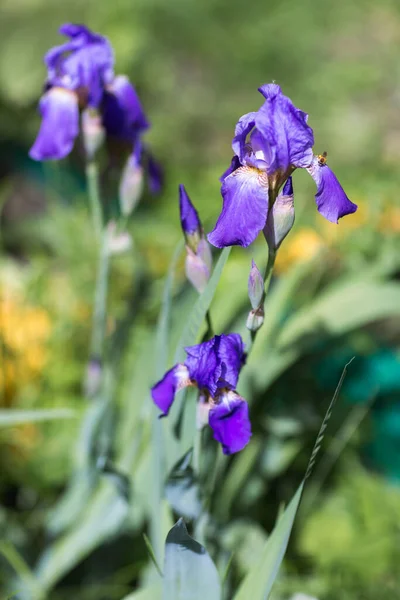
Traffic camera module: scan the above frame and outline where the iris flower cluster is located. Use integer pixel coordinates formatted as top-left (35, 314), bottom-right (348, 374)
top-left (153, 85), bottom-right (357, 455)
top-left (208, 83), bottom-right (357, 248)
top-left (151, 334), bottom-right (251, 455)
top-left (29, 24), bottom-right (160, 191)
top-left (29, 26), bottom-right (357, 456)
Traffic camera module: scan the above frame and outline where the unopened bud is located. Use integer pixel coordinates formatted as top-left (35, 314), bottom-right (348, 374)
top-left (179, 184), bottom-right (202, 253)
top-left (248, 260), bottom-right (264, 310)
top-left (107, 221), bottom-right (133, 255)
top-left (82, 109), bottom-right (105, 160)
top-left (119, 150), bottom-right (144, 217)
top-left (185, 238), bottom-right (213, 294)
top-left (84, 357), bottom-right (102, 398)
top-left (246, 306), bottom-right (265, 332)
top-left (264, 177), bottom-right (295, 250)
top-left (196, 396), bottom-right (211, 430)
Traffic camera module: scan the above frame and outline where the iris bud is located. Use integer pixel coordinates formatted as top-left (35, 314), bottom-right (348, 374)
top-left (246, 306), bottom-right (264, 332)
top-left (119, 152), bottom-right (144, 217)
top-left (84, 357), bottom-right (102, 398)
top-left (264, 177), bottom-right (295, 251)
top-left (82, 109), bottom-right (105, 160)
top-left (248, 260), bottom-right (264, 310)
top-left (185, 238), bottom-right (212, 294)
top-left (179, 184), bottom-right (213, 293)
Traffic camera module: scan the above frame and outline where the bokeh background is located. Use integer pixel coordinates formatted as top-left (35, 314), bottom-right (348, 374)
top-left (1, 0), bottom-right (400, 598)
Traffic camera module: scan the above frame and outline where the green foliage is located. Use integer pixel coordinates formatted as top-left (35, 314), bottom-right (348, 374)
top-left (1, 1), bottom-right (400, 599)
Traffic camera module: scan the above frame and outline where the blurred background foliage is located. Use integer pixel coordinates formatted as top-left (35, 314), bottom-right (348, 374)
top-left (1, 0), bottom-right (400, 598)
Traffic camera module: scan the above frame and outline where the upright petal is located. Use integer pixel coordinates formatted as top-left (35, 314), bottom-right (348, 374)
top-left (306, 156), bottom-right (357, 223)
top-left (209, 392), bottom-right (252, 454)
top-left (151, 364), bottom-right (191, 416)
top-left (208, 166), bottom-right (269, 248)
top-left (102, 76), bottom-right (149, 142)
top-left (29, 88), bottom-right (79, 161)
top-left (216, 333), bottom-right (246, 390)
top-left (45, 24), bottom-right (114, 104)
top-left (179, 184), bottom-right (201, 236)
top-left (184, 338), bottom-right (221, 397)
top-left (232, 112), bottom-right (257, 163)
top-left (256, 84), bottom-right (314, 174)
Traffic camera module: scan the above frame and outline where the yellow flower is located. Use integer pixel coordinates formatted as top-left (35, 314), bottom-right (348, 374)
top-left (274, 228), bottom-right (325, 274)
top-left (0, 291), bottom-right (51, 404)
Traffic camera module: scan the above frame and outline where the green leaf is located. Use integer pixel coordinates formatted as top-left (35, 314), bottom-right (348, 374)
top-left (174, 247), bottom-right (231, 363)
top-left (122, 584), bottom-right (162, 600)
top-left (163, 519), bottom-right (221, 600)
top-left (165, 449), bottom-right (202, 520)
top-left (233, 360), bottom-right (352, 600)
top-left (277, 280), bottom-right (400, 349)
top-left (233, 482), bottom-right (304, 600)
top-left (0, 409), bottom-right (77, 427)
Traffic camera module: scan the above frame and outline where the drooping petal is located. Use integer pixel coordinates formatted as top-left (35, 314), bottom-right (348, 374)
top-left (29, 88), bottom-right (79, 161)
top-left (102, 75), bottom-right (149, 142)
top-left (232, 112), bottom-right (257, 163)
top-left (256, 84), bottom-right (314, 174)
top-left (306, 156), bottom-right (357, 223)
top-left (151, 364), bottom-right (191, 416)
top-left (216, 334), bottom-right (246, 390)
top-left (147, 152), bottom-right (163, 194)
top-left (179, 184), bottom-right (201, 235)
top-left (220, 155), bottom-right (241, 182)
top-left (209, 392), bottom-right (252, 454)
top-left (184, 338), bottom-right (221, 397)
top-left (208, 166), bottom-right (269, 248)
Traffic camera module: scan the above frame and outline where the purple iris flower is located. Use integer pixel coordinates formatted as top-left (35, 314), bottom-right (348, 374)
top-left (29, 23), bottom-right (160, 181)
top-left (151, 334), bottom-right (251, 454)
top-left (102, 75), bottom-right (149, 143)
top-left (30, 24), bottom-right (114, 161)
top-left (208, 84), bottom-right (357, 248)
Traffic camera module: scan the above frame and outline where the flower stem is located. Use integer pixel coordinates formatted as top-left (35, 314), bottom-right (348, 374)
top-left (263, 246), bottom-right (276, 297)
top-left (86, 161), bottom-right (103, 242)
top-left (89, 231), bottom-right (110, 361)
top-left (193, 427), bottom-right (202, 476)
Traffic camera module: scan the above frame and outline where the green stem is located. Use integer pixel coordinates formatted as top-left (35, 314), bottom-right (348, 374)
top-left (85, 159), bottom-right (109, 363)
top-left (263, 246), bottom-right (276, 297)
top-left (86, 161), bottom-right (103, 241)
top-left (89, 231), bottom-right (110, 360)
top-left (193, 427), bottom-right (202, 477)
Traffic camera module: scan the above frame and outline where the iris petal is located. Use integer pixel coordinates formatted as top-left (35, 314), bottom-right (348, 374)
top-left (102, 75), bottom-right (149, 141)
top-left (307, 157), bottom-right (357, 223)
top-left (232, 112), bottom-right (257, 163)
top-left (179, 184), bottom-right (201, 235)
top-left (151, 364), bottom-right (190, 416)
top-left (29, 88), bottom-right (79, 161)
top-left (256, 84), bottom-right (314, 173)
top-left (220, 155), bottom-right (241, 182)
top-left (208, 166), bottom-right (269, 248)
top-left (184, 338), bottom-right (221, 397)
top-left (209, 392), bottom-right (252, 455)
top-left (216, 334), bottom-right (246, 390)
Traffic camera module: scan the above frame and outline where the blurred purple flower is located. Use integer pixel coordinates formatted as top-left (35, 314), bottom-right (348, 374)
top-left (30, 24), bottom-right (114, 161)
top-left (29, 24), bottom-right (162, 184)
top-left (208, 84), bottom-right (357, 248)
top-left (151, 334), bottom-right (251, 454)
